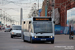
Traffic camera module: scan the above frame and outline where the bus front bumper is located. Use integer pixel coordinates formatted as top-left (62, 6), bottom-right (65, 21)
top-left (32, 37), bottom-right (54, 42)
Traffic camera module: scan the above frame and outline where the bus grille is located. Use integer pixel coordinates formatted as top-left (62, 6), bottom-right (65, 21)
top-left (38, 36), bottom-right (49, 38)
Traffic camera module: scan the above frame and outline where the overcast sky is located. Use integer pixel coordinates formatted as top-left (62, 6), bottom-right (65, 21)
top-left (0, 0), bottom-right (44, 21)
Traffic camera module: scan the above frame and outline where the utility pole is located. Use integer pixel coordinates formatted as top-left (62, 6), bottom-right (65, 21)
top-left (3, 11), bottom-right (6, 26)
top-left (0, 9), bottom-right (2, 25)
top-left (52, 0), bottom-right (55, 21)
top-left (38, 0), bottom-right (39, 16)
top-left (33, 3), bottom-right (36, 17)
top-left (45, 0), bottom-right (47, 16)
top-left (45, 0), bottom-right (49, 17)
top-left (20, 8), bottom-right (23, 25)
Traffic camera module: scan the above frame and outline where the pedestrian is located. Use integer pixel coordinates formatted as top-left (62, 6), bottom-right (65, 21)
top-left (71, 31), bottom-right (74, 39)
top-left (69, 25), bottom-right (71, 39)
top-left (64, 27), bottom-right (68, 35)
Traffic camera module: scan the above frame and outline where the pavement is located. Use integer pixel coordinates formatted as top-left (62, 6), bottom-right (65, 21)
top-left (0, 30), bottom-right (75, 50)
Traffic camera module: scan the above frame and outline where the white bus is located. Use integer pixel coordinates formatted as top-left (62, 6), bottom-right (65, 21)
top-left (22, 17), bottom-right (55, 44)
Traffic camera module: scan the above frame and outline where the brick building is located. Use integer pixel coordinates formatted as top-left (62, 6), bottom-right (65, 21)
top-left (41, 0), bottom-right (75, 26)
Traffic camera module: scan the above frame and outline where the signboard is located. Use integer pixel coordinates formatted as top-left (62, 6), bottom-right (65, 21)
top-left (33, 18), bottom-right (52, 21)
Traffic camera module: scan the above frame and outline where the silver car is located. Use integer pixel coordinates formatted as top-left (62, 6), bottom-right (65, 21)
top-left (4, 28), bottom-right (11, 32)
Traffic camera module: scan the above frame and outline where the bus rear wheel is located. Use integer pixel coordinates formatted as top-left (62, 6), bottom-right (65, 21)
top-left (23, 35), bottom-right (26, 42)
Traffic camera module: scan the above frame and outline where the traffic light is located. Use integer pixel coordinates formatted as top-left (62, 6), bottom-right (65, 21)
top-left (51, 0), bottom-right (54, 7)
top-left (47, 0), bottom-right (49, 6)
top-left (47, 0), bottom-right (49, 4)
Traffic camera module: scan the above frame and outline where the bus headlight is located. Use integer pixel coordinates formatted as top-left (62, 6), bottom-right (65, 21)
top-left (34, 36), bottom-right (37, 38)
top-left (51, 36), bottom-right (53, 38)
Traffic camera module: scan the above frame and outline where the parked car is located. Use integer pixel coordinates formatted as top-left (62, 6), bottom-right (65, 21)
top-left (4, 28), bottom-right (11, 32)
top-left (10, 25), bottom-right (22, 38)
top-left (1, 27), bottom-right (5, 30)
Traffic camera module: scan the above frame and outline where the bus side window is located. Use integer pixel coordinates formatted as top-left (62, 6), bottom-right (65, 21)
top-left (29, 25), bottom-right (30, 29)
top-left (29, 28), bottom-right (33, 32)
top-left (24, 21), bottom-right (25, 24)
top-left (29, 28), bottom-right (32, 32)
top-left (29, 21), bottom-right (31, 24)
top-left (23, 29), bottom-right (28, 32)
top-left (29, 22), bottom-right (32, 32)
top-left (31, 29), bottom-right (32, 32)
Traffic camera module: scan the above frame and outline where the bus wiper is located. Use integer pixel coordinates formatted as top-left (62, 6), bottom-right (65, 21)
top-left (35, 32), bottom-right (41, 34)
top-left (36, 31), bottom-right (50, 33)
top-left (36, 31), bottom-right (46, 33)
top-left (43, 32), bottom-right (50, 33)
top-left (16, 29), bottom-right (19, 30)
top-left (36, 32), bottom-right (41, 33)
top-left (36, 32), bottom-right (43, 34)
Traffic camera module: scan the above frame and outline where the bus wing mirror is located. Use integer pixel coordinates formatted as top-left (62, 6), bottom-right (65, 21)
top-left (53, 21), bottom-right (55, 24)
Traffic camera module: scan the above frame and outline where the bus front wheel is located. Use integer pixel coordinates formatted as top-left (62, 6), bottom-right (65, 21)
top-left (51, 40), bottom-right (54, 44)
top-left (30, 37), bottom-right (33, 43)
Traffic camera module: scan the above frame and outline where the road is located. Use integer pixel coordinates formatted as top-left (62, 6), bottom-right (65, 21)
top-left (0, 30), bottom-right (75, 50)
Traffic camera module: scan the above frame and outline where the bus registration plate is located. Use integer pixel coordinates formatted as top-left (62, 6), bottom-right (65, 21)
top-left (41, 39), bottom-right (46, 41)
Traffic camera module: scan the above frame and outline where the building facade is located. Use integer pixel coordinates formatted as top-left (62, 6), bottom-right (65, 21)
top-left (41, 0), bottom-right (75, 26)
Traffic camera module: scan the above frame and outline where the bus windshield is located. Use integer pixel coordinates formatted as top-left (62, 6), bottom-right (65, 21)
top-left (33, 21), bottom-right (53, 33)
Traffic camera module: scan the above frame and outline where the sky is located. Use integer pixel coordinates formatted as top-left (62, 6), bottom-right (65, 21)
top-left (0, 0), bottom-right (44, 21)
top-left (67, 7), bottom-right (75, 21)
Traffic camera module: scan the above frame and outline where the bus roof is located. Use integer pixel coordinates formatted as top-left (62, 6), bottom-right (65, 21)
top-left (22, 17), bottom-right (52, 21)
top-left (22, 18), bottom-right (32, 21)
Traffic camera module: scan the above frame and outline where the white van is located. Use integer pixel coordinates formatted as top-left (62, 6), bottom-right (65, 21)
top-left (10, 25), bottom-right (22, 38)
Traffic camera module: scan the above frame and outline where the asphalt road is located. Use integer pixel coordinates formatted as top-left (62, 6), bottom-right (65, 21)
top-left (0, 30), bottom-right (75, 50)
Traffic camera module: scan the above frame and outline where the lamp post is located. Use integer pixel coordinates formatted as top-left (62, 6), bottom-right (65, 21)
top-left (0, 9), bottom-right (2, 17)
top-left (34, 3), bottom-right (36, 17)
top-left (37, 0), bottom-right (39, 16)
top-left (45, 0), bottom-right (50, 17)
top-left (52, 0), bottom-right (55, 21)
top-left (0, 9), bottom-right (2, 25)
top-left (3, 11), bottom-right (7, 26)
top-left (20, 8), bottom-right (23, 25)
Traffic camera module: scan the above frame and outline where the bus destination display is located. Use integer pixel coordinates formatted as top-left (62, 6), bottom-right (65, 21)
top-left (33, 18), bottom-right (52, 21)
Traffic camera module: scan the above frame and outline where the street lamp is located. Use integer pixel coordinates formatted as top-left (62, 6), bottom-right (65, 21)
top-left (0, 9), bottom-right (2, 17)
top-left (47, 0), bottom-right (49, 5)
top-left (38, 0), bottom-right (39, 16)
top-left (51, 0), bottom-right (55, 22)
top-left (45, 0), bottom-right (49, 16)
